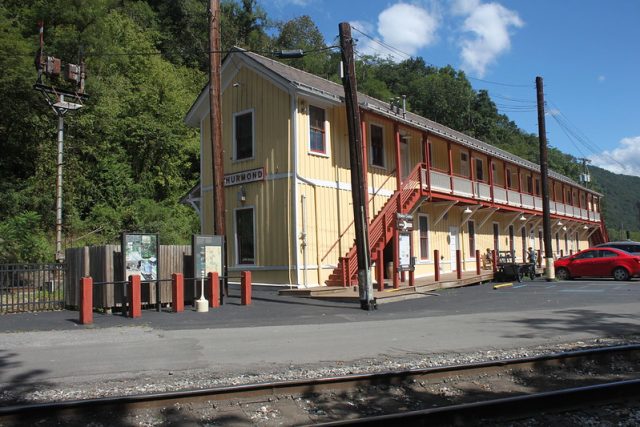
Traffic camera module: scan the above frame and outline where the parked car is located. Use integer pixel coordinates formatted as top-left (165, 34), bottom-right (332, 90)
top-left (594, 241), bottom-right (640, 255)
top-left (554, 247), bottom-right (640, 281)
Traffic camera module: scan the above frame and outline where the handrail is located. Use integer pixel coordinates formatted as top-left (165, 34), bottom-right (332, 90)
top-left (320, 168), bottom-right (397, 263)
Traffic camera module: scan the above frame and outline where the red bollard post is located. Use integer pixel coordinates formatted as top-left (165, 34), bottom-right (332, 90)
top-left (475, 249), bottom-right (481, 275)
top-left (241, 271), bottom-right (252, 305)
top-left (208, 272), bottom-right (220, 308)
top-left (171, 273), bottom-right (184, 313)
top-left (456, 249), bottom-right (462, 279)
top-left (128, 275), bottom-right (142, 318)
top-left (79, 277), bottom-right (93, 325)
top-left (434, 249), bottom-right (440, 282)
top-left (376, 249), bottom-right (384, 292)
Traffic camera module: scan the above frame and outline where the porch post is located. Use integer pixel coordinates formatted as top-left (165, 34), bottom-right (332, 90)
top-left (488, 156), bottom-right (495, 204)
top-left (447, 141), bottom-right (454, 191)
top-left (376, 248), bottom-right (384, 291)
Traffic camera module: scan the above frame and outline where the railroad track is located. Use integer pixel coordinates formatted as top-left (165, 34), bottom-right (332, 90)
top-left (2, 344), bottom-right (640, 426)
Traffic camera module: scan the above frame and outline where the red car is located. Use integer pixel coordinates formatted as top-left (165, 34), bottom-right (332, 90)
top-left (554, 247), bottom-right (640, 281)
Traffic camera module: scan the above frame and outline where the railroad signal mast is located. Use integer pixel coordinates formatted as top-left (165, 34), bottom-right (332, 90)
top-left (33, 21), bottom-right (88, 263)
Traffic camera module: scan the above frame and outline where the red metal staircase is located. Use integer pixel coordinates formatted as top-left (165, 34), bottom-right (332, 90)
top-left (326, 163), bottom-right (427, 286)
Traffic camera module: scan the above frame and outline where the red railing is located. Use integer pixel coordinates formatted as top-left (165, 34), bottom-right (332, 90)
top-left (340, 163), bottom-right (426, 283)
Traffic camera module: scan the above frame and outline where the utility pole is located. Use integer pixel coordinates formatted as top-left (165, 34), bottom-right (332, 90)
top-left (34, 21), bottom-right (86, 263)
top-left (208, 0), bottom-right (227, 295)
top-left (536, 76), bottom-right (554, 280)
top-left (338, 23), bottom-right (375, 310)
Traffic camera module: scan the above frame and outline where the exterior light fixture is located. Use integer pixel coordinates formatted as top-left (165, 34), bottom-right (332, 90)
top-left (463, 206), bottom-right (472, 214)
top-left (562, 226), bottom-right (567, 231)
top-left (519, 214), bottom-right (526, 221)
top-left (557, 221), bottom-right (563, 226)
top-left (583, 225), bottom-right (589, 230)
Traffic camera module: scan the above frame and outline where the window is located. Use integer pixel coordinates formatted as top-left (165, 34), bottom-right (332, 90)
top-left (598, 249), bottom-right (618, 258)
top-left (419, 215), bottom-right (429, 259)
top-left (535, 178), bottom-right (541, 196)
top-left (509, 225), bottom-right (515, 257)
top-left (506, 168), bottom-right (512, 188)
top-left (309, 105), bottom-right (326, 154)
top-left (468, 220), bottom-right (476, 256)
top-left (475, 158), bottom-right (484, 181)
top-left (235, 208), bottom-right (255, 265)
top-left (527, 176), bottom-right (533, 194)
top-left (234, 111), bottom-right (253, 160)
top-left (370, 124), bottom-right (385, 168)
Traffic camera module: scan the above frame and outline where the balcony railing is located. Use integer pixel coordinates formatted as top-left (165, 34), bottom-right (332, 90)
top-left (417, 165), bottom-right (601, 223)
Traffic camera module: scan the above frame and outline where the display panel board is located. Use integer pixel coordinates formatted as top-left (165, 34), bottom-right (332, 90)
top-left (122, 233), bottom-right (159, 281)
top-left (399, 232), bottom-right (411, 271)
top-left (193, 235), bottom-right (224, 279)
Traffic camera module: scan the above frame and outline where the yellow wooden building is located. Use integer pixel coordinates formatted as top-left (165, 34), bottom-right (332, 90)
top-left (184, 50), bottom-right (607, 288)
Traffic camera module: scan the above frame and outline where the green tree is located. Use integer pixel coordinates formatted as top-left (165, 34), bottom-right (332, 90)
top-left (0, 212), bottom-right (52, 263)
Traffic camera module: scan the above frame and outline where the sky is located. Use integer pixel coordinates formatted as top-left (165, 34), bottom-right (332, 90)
top-left (259, 0), bottom-right (640, 177)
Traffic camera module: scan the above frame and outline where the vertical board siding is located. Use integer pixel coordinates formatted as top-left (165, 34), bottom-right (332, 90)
top-left (65, 245), bottom-right (192, 309)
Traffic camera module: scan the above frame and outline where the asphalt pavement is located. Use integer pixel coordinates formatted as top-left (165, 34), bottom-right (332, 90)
top-left (1, 279), bottom-right (639, 389)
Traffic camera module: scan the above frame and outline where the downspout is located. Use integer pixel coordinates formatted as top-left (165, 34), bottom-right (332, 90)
top-left (296, 175), bottom-right (321, 286)
top-left (290, 92), bottom-right (300, 288)
top-left (301, 194), bottom-right (308, 288)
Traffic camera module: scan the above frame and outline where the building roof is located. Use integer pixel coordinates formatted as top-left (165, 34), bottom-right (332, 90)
top-left (187, 49), bottom-right (600, 196)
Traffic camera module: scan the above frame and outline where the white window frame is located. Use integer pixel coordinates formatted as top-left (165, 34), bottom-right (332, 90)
top-left (369, 123), bottom-right (386, 169)
top-left (418, 213), bottom-right (430, 260)
top-left (234, 206), bottom-right (256, 266)
top-left (308, 104), bottom-right (330, 157)
top-left (232, 108), bottom-right (255, 162)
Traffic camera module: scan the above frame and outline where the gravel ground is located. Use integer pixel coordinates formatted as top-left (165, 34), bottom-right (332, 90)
top-left (2, 335), bottom-right (640, 426)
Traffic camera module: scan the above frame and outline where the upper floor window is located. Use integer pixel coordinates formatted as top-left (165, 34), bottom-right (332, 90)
top-left (309, 105), bottom-right (326, 154)
top-left (234, 110), bottom-right (253, 161)
top-left (475, 158), bottom-right (484, 181)
top-left (370, 124), bottom-right (385, 168)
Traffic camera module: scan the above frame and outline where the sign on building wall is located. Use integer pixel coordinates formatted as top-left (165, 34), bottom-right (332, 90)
top-left (224, 167), bottom-right (265, 187)
top-left (399, 232), bottom-right (411, 270)
top-left (193, 235), bottom-right (224, 279)
top-left (122, 233), bottom-right (159, 281)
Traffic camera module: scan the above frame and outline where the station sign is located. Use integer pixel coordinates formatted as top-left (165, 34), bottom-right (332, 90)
top-left (224, 167), bottom-right (265, 187)
top-left (396, 213), bottom-right (413, 231)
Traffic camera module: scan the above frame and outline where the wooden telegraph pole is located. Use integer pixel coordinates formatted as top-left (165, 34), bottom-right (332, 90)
top-left (536, 76), bottom-right (555, 280)
top-left (209, 0), bottom-right (227, 294)
top-left (338, 23), bottom-right (375, 310)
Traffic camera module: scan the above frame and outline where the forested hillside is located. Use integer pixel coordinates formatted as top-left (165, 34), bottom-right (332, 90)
top-left (590, 166), bottom-right (640, 241)
top-left (0, 0), bottom-right (632, 263)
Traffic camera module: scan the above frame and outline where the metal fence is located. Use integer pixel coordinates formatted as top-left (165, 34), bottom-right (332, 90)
top-left (0, 263), bottom-right (65, 313)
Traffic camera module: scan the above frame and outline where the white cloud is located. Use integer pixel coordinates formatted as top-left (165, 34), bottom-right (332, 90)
top-left (453, 1), bottom-right (523, 77)
top-left (589, 136), bottom-right (640, 177)
top-left (597, 75), bottom-right (606, 82)
top-left (273, 0), bottom-right (311, 6)
top-left (351, 3), bottom-right (439, 62)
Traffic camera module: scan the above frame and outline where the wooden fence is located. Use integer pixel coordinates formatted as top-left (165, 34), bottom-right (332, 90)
top-left (65, 245), bottom-right (194, 309)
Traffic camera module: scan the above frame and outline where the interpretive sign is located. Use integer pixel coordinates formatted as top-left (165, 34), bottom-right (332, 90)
top-left (122, 233), bottom-right (159, 281)
top-left (193, 235), bottom-right (224, 279)
top-left (399, 232), bottom-right (411, 270)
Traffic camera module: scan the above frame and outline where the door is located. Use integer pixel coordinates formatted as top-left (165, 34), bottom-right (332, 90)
top-left (449, 226), bottom-right (459, 271)
top-left (401, 137), bottom-right (410, 180)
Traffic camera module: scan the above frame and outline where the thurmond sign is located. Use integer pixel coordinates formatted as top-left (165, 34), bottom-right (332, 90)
top-left (224, 167), bottom-right (265, 187)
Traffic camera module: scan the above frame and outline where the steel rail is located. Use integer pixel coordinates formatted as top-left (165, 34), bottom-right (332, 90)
top-left (312, 378), bottom-right (640, 426)
top-left (1, 344), bottom-right (639, 423)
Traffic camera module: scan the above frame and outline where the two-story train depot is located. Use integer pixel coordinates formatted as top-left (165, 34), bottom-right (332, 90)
top-left (183, 49), bottom-right (608, 288)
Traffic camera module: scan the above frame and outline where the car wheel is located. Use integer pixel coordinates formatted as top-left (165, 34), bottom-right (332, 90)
top-left (556, 267), bottom-right (570, 280)
top-left (613, 267), bottom-right (630, 281)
